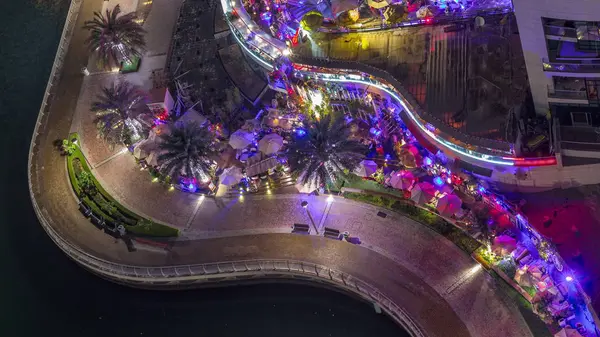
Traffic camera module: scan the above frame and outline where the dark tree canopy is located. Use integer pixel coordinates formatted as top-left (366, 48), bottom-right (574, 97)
top-left (83, 4), bottom-right (146, 69)
top-left (91, 81), bottom-right (148, 146)
top-left (288, 112), bottom-right (367, 189)
top-left (158, 122), bottom-right (216, 181)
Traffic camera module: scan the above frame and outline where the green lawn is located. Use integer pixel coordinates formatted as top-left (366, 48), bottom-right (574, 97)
top-left (67, 133), bottom-right (179, 237)
top-left (331, 174), bottom-right (407, 198)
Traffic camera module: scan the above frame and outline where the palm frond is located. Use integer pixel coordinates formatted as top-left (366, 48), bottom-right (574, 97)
top-left (288, 113), bottom-right (367, 189)
top-left (157, 122), bottom-right (216, 181)
top-left (92, 81), bottom-right (149, 145)
top-left (83, 4), bottom-right (146, 69)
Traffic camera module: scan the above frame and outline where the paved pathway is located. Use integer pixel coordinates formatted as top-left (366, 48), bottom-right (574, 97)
top-left (29, 1), bottom-right (536, 336)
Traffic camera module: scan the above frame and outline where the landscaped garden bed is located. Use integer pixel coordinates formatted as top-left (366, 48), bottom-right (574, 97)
top-left (66, 134), bottom-right (179, 238)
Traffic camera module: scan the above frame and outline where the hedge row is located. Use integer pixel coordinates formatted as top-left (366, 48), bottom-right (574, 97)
top-left (66, 134), bottom-right (179, 237)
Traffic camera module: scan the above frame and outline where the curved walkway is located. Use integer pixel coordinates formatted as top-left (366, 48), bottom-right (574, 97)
top-left (28, 0), bottom-right (535, 337)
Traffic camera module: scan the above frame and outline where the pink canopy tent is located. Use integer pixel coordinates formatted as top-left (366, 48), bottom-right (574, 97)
top-left (389, 170), bottom-right (415, 190)
top-left (492, 235), bottom-right (518, 256)
top-left (410, 182), bottom-right (436, 205)
top-left (436, 194), bottom-right (462, 217)
top-left (354, 160), bottom-right (378, 177)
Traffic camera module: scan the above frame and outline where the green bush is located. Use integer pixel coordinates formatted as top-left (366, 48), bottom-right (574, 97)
top-left (125, 219), bottom-right (180, 237)
top-left (66, 133), bottom-right (179, 237)
top-left (82, 196), bottom-right (115, 223)
top-left (497, 258), bottom-right (518, 279)
top-left (67, 156), bottom-right (82, 196)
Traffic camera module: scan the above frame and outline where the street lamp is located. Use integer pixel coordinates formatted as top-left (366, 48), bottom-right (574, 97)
top-left (300, 201), bottom-right (318, 234)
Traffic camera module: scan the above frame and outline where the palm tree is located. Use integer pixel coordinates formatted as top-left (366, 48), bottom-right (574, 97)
top-left (92, 81), bottom-right (148, 146)
top-left (83, 4), bottom-right (145, 69)
top-left (288, 113), bottom-right (367, 190)
top-left (158, 122), bottom-right (216, 182)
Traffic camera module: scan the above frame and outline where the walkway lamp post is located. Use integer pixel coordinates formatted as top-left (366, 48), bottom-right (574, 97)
top-left (301, 200), bottom-right (319, 235)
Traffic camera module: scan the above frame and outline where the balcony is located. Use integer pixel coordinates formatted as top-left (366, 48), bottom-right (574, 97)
top-left (558, 124), bottom-right (600, 162)
top-left (543, 59), bottom-right (600, 74)
top-left (548, 85), bottom-right (591, 105)
top-left (544, 25), bottom-right (577, 41)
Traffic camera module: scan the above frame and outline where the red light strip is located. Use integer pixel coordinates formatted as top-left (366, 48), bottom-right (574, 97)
top-left (513, 158), bottom-right (557, 166)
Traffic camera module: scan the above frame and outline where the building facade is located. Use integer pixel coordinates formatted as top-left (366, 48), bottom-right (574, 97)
top-left (513, 0), bottom-right (600, 165)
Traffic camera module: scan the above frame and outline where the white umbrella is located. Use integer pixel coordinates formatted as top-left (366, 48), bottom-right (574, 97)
top-left (229, 129), bottom-right (254, 149)
top-left (354, 160), bottom-right (378, 177)
top-left (389, 170), bottom-right (415, 190)
top-left (219, 166), bottom-right (243, 186)
top-left (410, 182), bottom-right (436, 205)
top-left (436, 194), bottom-right (462, 217)
top-left (133, 142), bottom-right (150, 159)
top-left (258, 133), bottom-right (284, 155)
top-left (145, 151), bottom-right (160, 167)
top-left (492, 235), bottom-right (518, 256)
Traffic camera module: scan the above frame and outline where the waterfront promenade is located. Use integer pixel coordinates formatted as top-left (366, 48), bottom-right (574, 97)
top-left (28, 0), bottom-right (537, 336)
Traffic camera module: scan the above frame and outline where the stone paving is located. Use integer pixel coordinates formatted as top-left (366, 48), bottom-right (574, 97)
top-left (92, 152), bottom-right (198, 228)
top-left (70, 72), bottom-right (122, 165)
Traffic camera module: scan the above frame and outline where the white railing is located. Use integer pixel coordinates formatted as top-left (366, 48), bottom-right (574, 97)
top-left (32, 202), bottom-right (425, 336)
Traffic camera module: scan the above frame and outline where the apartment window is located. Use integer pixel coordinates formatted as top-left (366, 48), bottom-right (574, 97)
top-left (571, 112), bottom-right (591, 126)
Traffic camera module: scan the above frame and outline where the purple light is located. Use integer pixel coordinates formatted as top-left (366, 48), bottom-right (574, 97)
top-left (424, 157), bottom-right (433, 166)
top-left (296, 129), bottom-right (306, 136)
top-left (478, 186), bottom-right (486, 193)
top-left (188, 183), bottom-right (195, 190)
top-left (433, 176), bottom-right (444, 186)
top-left (260, 12), bottom-right (272, 22)
top-left (566, 275), bottom-right (574, 282)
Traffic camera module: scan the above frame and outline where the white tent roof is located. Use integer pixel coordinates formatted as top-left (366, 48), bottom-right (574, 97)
top-left (229, 129), bottom-right (255, 149)
top-left (177, 108), bottom-right (207, 127)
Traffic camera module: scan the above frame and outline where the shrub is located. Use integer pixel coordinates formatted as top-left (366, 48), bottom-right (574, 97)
top-left (78, 171), bottom-right (97, 195)
top-left (126, 219), bottom-right (180, 237)
top-left (68, 157), bottom-right (82, 196)
top-left (497, 258), bottom-right (517, 279)
top-left (65, 133), bottom-right (178, 237)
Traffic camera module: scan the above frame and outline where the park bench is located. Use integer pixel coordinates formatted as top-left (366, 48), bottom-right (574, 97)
top-left (78, 201), bottom-right (91, 217)
top-left (292, 223), bottom-right (310, 234)
top-left (90, 213), bottom-right (105, 229)
top-left (323, 227), bottom-right (341, 240)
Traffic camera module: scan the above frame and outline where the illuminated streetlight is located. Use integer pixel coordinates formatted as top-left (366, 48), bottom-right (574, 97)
top-left (300, 200), bottom-right (318, 235)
